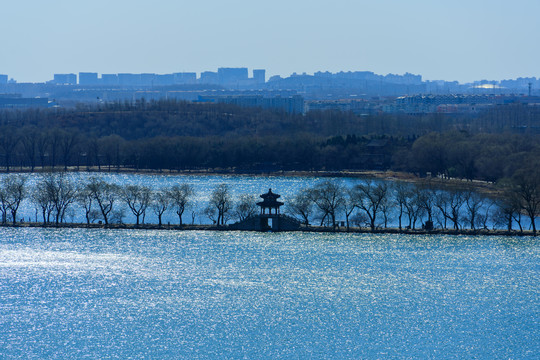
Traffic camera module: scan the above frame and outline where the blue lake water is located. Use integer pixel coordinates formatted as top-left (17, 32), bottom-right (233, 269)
top-left (0, 228), bottom-right (538, 359)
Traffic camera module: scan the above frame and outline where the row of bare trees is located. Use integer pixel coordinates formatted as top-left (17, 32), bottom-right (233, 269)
top-left (0, 174), bottom-right (260, 228)
top-left (0, 173), bottom-right (538, 234)
top-left (0, 174), bottom-right (196, 227)
top-left (0, 126), bottom-right (126, 173)
top-left (287, 178), bottom-right (539, 234)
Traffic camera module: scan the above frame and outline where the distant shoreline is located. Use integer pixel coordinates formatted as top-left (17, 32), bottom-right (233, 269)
top-left (0, 167), bottom-right (498, 195)
top-left (0, 222), bottom-right (534, 237)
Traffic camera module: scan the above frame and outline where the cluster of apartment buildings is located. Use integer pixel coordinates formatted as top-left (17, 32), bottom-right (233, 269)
top-left (0, 68), bottom-right (539, 113)
top-left (384, 94), bottom-right (540, 114)
top-left (51, 68), bottom-right (266, 88)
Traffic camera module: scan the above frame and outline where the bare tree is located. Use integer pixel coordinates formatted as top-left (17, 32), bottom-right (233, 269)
top-left (511, 171), bottom-right (540, 235)
top-left (0, 175), bottom-right (27, 224)
top-left (21, 126), bottom-right (39, 172)
top-left (310, 180), bottom-right (345, 230)
top-left (120, 184), bottom-right (152, 225)
top-left (434, 191), bottom-right (450, 229)
top-left (32, 184), bottom-right (55, 224)
top-left (208, 183), bottom-right (232, 226)
top-left (151, 190), bottom-right (169, 226)
top-left (342, 188), bottom-right (357, 231)
top-left (380, 194), bottom-right (392, 229)
top-left (393, 182), bottom-right (411, 230)
top-left (110, 209), bottom-right (126, 225)
top-left (446, 190), bottom-right (466, 230)
top-left (493, 184), bottom-right (523, 232)
top-left (99, 135), bottom-right (125, 172)
top-left (49, 129), bottom-right (63, 170)
top-left (76, 184), bottom-right (94, 225)
top-left (415, 181), bottom-right (436, 229)
top-left (0, 180), bottom-right (9, 223)
top-left (286, 188), bottom-right (314, 226)
top-left (168, 184), bottom-right (195, 225)
top-left (354, 181), bottom-right (388, 231)
top-left (85, 138), bottom-right (101, 171)
top-left (204, 205), bottom-right (218, 225)
top-left (351, 211), bottom-right (370, 228)
top-left (37, 132), bottom-right (49, 169)
top-left (59, 130), bottom-right (80, 171)
top-left (477, 200), bottom-right (493, 230)
top-left (0, 126), bottom-right (20, 172)
top-left (234, 194), bottom-right (258, 221)
top-left (86, 177), bottom-right (119, 225)
top-left (403, 191), bottom-right (423, 230)
top-left (41, 173), bottom-right (78, 224)
top-left (464, 190), bottom-right (485, 230)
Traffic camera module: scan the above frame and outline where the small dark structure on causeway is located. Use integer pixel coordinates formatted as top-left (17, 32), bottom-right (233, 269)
top-left (230, 189), bottom-right (301, 232)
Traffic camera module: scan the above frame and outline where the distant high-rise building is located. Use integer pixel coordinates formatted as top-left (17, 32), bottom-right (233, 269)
top-left (79, 72), bottom-right (99, 85)
top-left (154, 74), bottom-right (174, 86)
top-left (101, 74), bottom-right (118, 86)
top-left (0, 74), bottom-right (7, 85)
top-left (253, 69), bottom-right (266, 84)
top-left (200, 71), bottom-right (219, 84)
top-left (53, 73), bottom-right (77, 85)
top-left (218, 67), bottom-right (248, 86)
top-left (118, 73), bottom-right (141, 86)
top-left (140, 73), bottom-right (156, 86)
top-left (174, 72), bottom-right (197, 84)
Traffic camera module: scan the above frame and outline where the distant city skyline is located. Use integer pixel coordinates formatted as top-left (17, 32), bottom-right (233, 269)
top-left (1, 0), bottom-right (539, 83)
top-left (2, 68), bottom-right (540, 86)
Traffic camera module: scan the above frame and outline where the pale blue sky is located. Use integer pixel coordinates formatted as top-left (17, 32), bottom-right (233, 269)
top-left (1, 0), bottom-right (539, 83)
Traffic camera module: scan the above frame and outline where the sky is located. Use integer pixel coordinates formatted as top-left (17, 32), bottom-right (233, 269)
top-left (1, 0), bottom-right (539, 83)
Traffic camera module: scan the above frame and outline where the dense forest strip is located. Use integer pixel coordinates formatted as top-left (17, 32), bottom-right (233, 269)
top-left (0, 99), bottom-right (538, 183)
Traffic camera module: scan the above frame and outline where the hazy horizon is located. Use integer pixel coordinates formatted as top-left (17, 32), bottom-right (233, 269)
top-left (2, 0), bottom-right (539, 83)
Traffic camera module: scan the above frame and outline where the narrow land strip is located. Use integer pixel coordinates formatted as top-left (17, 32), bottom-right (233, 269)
top-left (1, 222), bottom-right (534, 237)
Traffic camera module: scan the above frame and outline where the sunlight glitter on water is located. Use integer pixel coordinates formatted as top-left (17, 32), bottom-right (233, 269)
top-left (0, 228), bottom-right (538, 359)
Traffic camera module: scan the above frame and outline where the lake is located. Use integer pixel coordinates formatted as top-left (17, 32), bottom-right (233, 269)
top-left (0, 228), bottom-right (538, 359)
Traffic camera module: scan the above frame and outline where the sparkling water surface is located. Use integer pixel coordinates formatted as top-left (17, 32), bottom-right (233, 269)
top-left (0, 228), bottom-right (538, 359)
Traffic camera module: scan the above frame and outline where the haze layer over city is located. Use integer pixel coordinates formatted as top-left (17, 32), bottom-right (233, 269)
top-left (2, 0), bottom-right (539, 83)
top-left (2, 0), bottom-right (539, 113)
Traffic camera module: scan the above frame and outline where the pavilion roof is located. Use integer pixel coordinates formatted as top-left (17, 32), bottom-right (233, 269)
top-left (257, 188), bottom-right (284, 207)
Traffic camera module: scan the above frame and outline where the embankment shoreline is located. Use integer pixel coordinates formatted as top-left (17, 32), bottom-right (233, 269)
top-left (0, 222), bottom-right (535, 237)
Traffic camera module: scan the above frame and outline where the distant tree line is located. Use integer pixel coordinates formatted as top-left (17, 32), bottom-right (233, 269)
top-left (0, 100), bottom-right (538, 182)
top-left (1, 172), bottom-right (538, 234)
